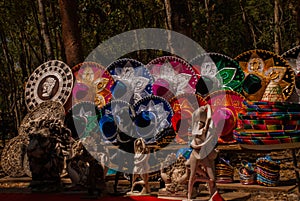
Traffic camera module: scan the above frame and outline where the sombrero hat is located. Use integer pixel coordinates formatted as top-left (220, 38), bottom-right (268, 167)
top-left (282, 46), bottom-right (300, 102)
top-left (146, 56), bottom-right (197, 101)
top-left (72, 62), bottom-right (114, 109)
top-left (190, 53), bottom-right (245, 96)
top-left (106, 58), bottom-right (153, 104)
top-left (65, 101), bottom-right (99, 139)
top-left (204, 90), bottom-right (246, 143)
top-left (98, 100), bottom-right (134, 143)
top-left (132, 95), bottom-right (173, 144)
top-left (235, 49), bottom-right (295, 101)
top-left (169, 93), bottom-right (207, 144)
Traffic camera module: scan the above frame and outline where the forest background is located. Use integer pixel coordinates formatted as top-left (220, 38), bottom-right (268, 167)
top-left (0, 0), bottom-right (299, 143)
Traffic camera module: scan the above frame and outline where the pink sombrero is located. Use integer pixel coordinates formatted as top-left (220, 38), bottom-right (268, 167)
top-left (146, 56), bottom-right (198, 101)
top-left (72, 62), bottom-right (114, 109)
top-left (204, 90), bottom-right (246, 144)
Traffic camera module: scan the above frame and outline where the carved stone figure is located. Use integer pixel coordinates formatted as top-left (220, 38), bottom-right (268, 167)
top-left (127, 138), bottom-right (151, 195)
top-left (159, 153), bottom-right (188, 196)
top-left (42, 77), bottom-right (57, 97)
top-left (26, 116), bottom-right (71, 192)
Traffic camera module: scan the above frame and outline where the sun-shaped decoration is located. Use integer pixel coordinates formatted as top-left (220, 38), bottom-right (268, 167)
top-left (235, 49), bottom-right (295, 102)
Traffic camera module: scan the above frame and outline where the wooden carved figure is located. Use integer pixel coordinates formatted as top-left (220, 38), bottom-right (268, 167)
top-left (185, 104), bottom-right (222, 201)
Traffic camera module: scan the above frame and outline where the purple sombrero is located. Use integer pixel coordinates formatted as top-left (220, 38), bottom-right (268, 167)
top-left (106, 58), bottom-right (153, 104)
top-left (146, 56), bottom-right (197, 101)
top-left (235, 49), bottom-right (295, 102)
top-left (72, 62), bottom-right (114, 109)
top-left (190, 53), bottom-right (245, 96)
top-left (169, 93), bottom-right (207, 144)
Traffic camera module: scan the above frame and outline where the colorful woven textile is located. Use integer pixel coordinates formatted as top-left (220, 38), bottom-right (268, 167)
top-left (234, 99), bottom-right (300, 145)
top-left (256, 155), bottom-right (280, 187)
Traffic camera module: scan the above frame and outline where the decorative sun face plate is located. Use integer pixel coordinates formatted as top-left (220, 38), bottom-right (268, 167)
top-left (25, 60), bottom-right (73, 111)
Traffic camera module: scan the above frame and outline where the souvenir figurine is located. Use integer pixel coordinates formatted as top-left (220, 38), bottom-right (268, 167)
top-left (127, 138), bottom-right (151, 195)
top-left (184, 104), bottom-right (223, 201)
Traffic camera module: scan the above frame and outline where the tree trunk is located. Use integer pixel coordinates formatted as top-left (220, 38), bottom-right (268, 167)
top-left (274, 0), bottom-right (281, 54)
top-left (204, 0), bottom-right (211, 49)
top-left (164, 0), bottom-right (172, 30)
top-left (58, 0), bottom-right (83, 67)
top-left (163, 0), bottom-right (174, 54)
top-left (297, 1), bottom-right (300, 45)
top-left (38, 0), bottom-right (54, 60)
top-left (239, 0), bottom-right (257, 49)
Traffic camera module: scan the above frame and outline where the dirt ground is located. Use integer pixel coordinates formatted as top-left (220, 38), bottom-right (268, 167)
top-left (0, 148), bottom-right (300, 200)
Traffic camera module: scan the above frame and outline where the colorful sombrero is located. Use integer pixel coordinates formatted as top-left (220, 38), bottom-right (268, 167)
top-left (72, 62), bottom-right (114, 109)
top-left (204, 90), bottom-right (246, 143)
top-left (132, 95), bottom-right (173, 144)
top-left (65, 101), bottom-right (99, 139)
top-left (98, 100), bottom-right (133, 143)
top-left (106, 58), bottom-right (153, 104)
top-left (25, 60), bottom-right (73, 110)
top-left (282, 45), bottom-right (300, 102)
top-left (169, 93), bottom-right (207, 144)
top-left (235, 49), bottom-right (295, 101)
top-left (190, 53), bottom-right (245, 96)
top-left (146, 56), bottom-right (197, 100)
top-left (282, 45), bottom-right (300, 72)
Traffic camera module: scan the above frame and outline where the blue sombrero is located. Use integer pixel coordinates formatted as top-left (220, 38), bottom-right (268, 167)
top-left (132, 95), bottom-right (173, 144)
top-left (106, 58), bottom-right (153, 104)
top-left (98, 100), bottom-right (134, 143)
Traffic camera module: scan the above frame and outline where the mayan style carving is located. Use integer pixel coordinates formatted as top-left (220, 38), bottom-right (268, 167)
top-left (26, 116), bottom-right (71, 192)
top-left (159, 153), bottom-right (188, 197)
